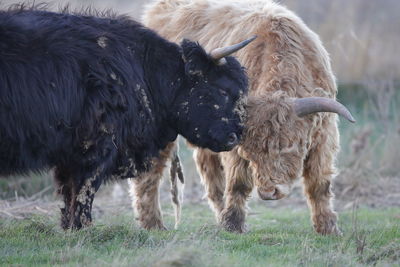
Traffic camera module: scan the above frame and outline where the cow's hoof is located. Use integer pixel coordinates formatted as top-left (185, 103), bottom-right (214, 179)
top-left (60, 208), bottom-right (71, 230)
top-left (220, 208), bottom-right (247, 234)
top-left (152, 224), bottom-right (168, 231)
top-left (140, 221), bottom-right (167, 231)
top-left (221, 222), bottom-right (248, 234)
top-left (314, 214), bottom-right (342, 236)
top-left (331, 225), bottom-right (342, 236)
top-left (315, 224), bottom-right (342, 236)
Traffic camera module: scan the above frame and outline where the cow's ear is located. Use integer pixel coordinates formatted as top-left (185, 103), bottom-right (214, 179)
top-left (181, 39), bottom-right (209, 77)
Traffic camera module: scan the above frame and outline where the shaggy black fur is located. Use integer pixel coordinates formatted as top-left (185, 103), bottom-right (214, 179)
top-left (0, 6), bottom-right (248, 229)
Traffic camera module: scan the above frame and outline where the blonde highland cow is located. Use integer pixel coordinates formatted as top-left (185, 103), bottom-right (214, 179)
top-left (129, 0), bottom-right (355, 235)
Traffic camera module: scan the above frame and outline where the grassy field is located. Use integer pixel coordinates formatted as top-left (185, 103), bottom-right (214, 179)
top-left (0, 204), bottom-right (399, 266)
top-left (0, 1), bottom-right (398, 266)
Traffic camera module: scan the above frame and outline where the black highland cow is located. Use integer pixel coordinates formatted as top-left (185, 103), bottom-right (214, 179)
top-left (0, 6), bottom-right (255, 229)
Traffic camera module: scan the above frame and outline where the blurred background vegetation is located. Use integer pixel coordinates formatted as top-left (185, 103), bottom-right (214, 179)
top-left (0, 0), bottom-right (399, 208)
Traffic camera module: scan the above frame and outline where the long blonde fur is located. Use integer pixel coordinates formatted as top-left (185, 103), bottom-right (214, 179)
top-left (134, 0), bottom-right (342, 235)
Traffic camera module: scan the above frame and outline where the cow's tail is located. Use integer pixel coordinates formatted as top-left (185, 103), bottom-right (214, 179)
top-left (170, 146), bottom-right (184, 229)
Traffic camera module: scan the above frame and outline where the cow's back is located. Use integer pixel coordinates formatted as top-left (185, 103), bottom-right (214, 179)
top-left (143, 0), bottom-right (337, 99)
top-left (0, 9), bottom-right (161, 175)
top-left (0, 10), bottom-right (84, 174)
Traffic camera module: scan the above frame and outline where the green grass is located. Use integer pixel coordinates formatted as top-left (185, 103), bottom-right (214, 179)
top-left (0, 204), bottom-right (399, 266)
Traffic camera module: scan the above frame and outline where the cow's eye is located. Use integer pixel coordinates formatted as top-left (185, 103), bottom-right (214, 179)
top-left (220, 90), bottom-right (228, 97)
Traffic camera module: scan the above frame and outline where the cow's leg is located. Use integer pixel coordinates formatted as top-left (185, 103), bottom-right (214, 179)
top-left (54, 166), bottom-right (75, 230)
top-left (57, 138), bottom-right (116, 230)
top-left (193, 148), bottom-right (226, 220)
top-left (129, 170), bottom-right (165, 230)
top-left (69, 166), bottom-right (106, 229)
top-left (303, 121), bottom-right (341, 235)
top-left (129, 143), bottom-right (175, 230)
top-left (55, 164), bottom-right (105, 230)
top-left (219, 151), bottom-right (253, 233)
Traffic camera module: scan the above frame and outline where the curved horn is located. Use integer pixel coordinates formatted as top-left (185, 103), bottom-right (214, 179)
top-left (210, 35), bottom-right (257, 62)
top-left (293, 97), bottom-right (356, 123)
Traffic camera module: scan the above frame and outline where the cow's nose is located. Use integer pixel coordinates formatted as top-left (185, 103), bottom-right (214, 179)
top-left (257, 184), bottom-right (290, 200)
top-left (258, 188), bottom-right (280, 200)
top-left (227, 132), bottom-right (238, 147)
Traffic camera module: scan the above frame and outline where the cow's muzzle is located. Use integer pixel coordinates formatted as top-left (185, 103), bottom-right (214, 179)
top-left (257, 184), bottom-right (291, 200)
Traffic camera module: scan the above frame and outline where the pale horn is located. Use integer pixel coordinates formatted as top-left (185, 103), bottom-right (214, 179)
top-left (293, 97), bottom-right (356, 123)
top-left (209, 35), bottom-right (257, 65)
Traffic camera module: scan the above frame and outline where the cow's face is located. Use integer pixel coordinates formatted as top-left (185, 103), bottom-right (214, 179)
top-left (174, 40), bottom-right (248, 152)
top-left (239, 146), bottom-right (297, 200)
top-left (238, 93), bottom-right (310, 200)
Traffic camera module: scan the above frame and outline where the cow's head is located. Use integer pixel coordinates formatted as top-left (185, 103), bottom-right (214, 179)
top-left (174, 36), bottom-right (256, 152)
top-left (238, 91), bottom-right (355, 200)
